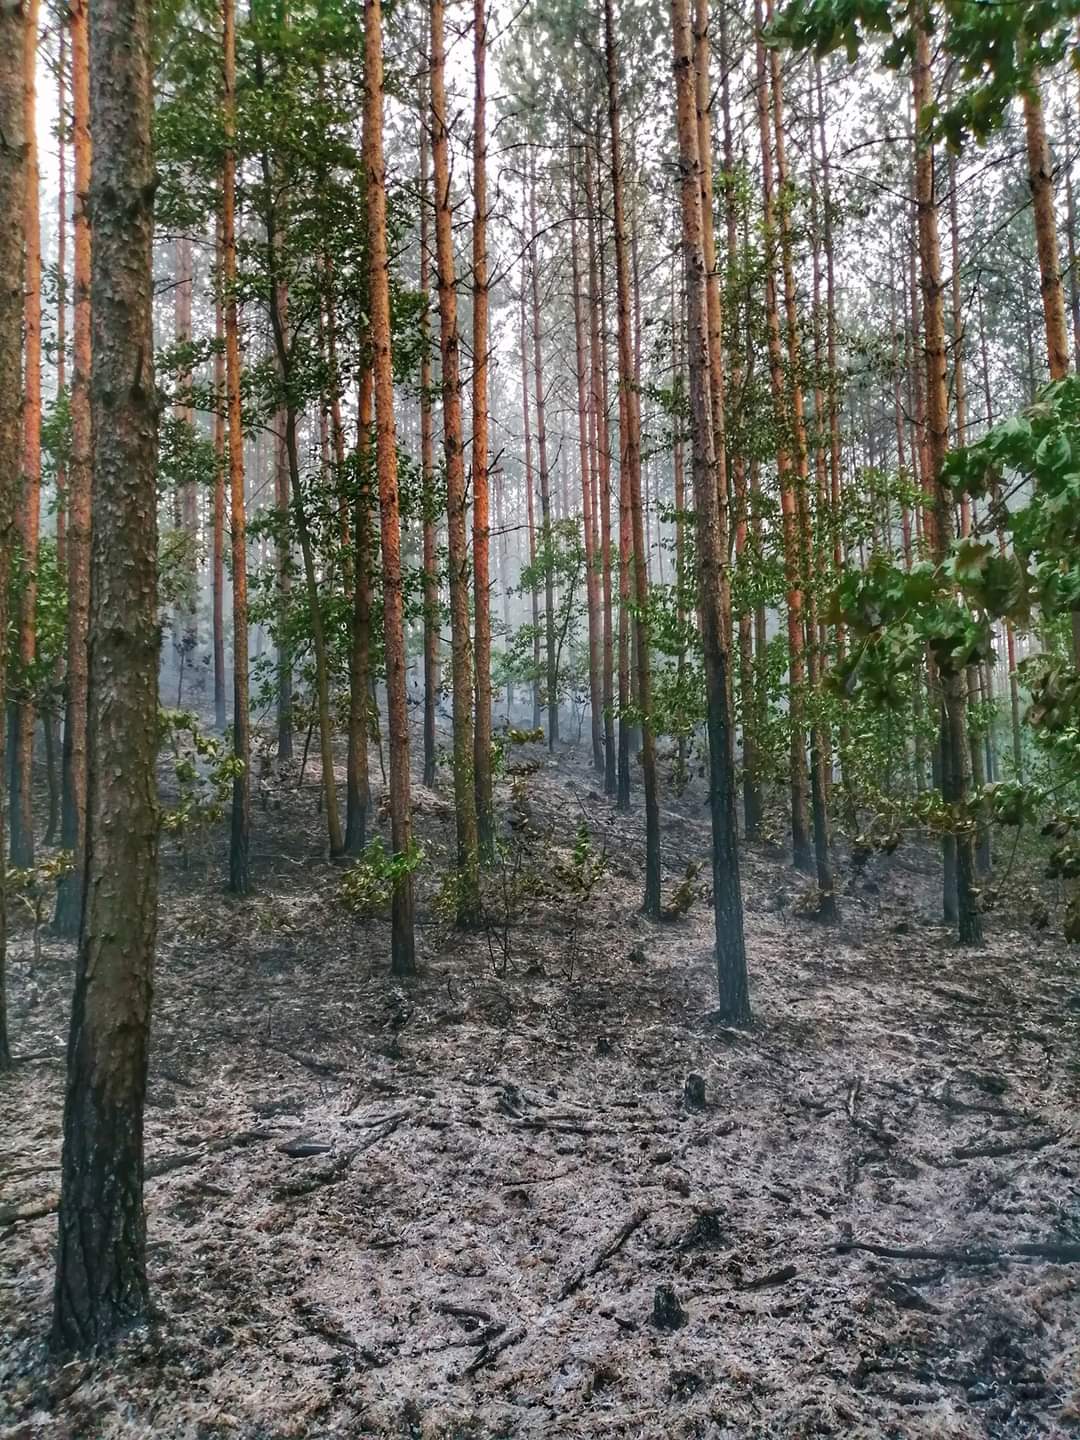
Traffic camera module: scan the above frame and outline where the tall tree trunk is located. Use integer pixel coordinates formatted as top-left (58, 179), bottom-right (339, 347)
top-left (605, 0), bottom-right (661, 917)
top-left (52, 0), bottom-right (158, 1344)
top-left (431, 0), bottom-right (480, 922)
top-left (345, 363), bottom-right (373, 854)
top-left (571, 143), bottom-right (604, 775)
top-left (1064, 89), bottom-right (1080, 371)
top-left (472, 0), bottom-right (494, 859)
top-left (55, 15), bottom-right (67, 573)
top-left (419, 110), bottom-right (438, 788)
top-left (273, 292), bottom-right (293, 760)
top-left (585, 142), bottom-right (617, 795)
top-left (54, 0), bottom-right (91, 934)
top-left (767, 5), bottom-right (836, 915)
top-left (1023, 65), bottom-right (1078, 667)
top-left (519, 269), bottom-right (541, 729)
top-left (0, 0), bottom-right (25, 1067)
top-left (11, 0), bottom-right (41, 870)
top-left (174, 232), bottom-right (197, 664)
top-left (914, 14), bottom-right (981, 944)
top-left (1024, 72), bottom-right (1070, 384)
top-left (212, 216), bottom-right (226, 732)
top-left (365, 0), bottom-right (416, 972)
top-left (754, 0), bottom-right (812, 872)
top-left (224, 0), bottom-right (251, 896)
top-left (719, 6), bottom-right (760, 837)
top-left (671, 0), bottom-right (750, 1022)
top-left (529, 154), bottom-right (558, 749)
top-left (693, 0), bottom-right (729, 638)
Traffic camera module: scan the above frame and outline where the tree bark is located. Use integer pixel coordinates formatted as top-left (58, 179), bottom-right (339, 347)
top-left (754, 0), bottom-right (811, 872)
top-left (365, 0), bottom-right (416, 972)
top-left (472, 0), bottom-right (494, 859)
top-left (431, 0), bottom-right (480, 922)
top-left (345, 363), bottom-right (373, 854)
top-left (0, 0), bottom-right (25, 1066)
top-left (11, 0), bottom-right (41, 870)
top-left (584, 142), bottom-right (617, 795)
top-left (571, 143), bottom-right (604, 775)
top-left (529, 153), bottom-right (558, 749)
top-left (224, 0), bottom-right (251, 896)
top-left (671, 0), bottom-right (750, 1023)
top-left (914, 14), bottom-right (981, 944)
top-left (767, 1), bottom-right (836, 915)
top-left (212, 214), bottom-right (226, 732)
top-left (52, 0), bottom-right (158, 1344)
top-left (54, 0), bottom-right (92, 934)
top-left (605, 0), bottom-right (661, 917)
top-left (419, 107), bottom-right (438, 788)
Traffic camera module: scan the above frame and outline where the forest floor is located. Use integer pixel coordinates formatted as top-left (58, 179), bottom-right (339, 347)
top-left (2, 721), bottom-right (1080, 1439)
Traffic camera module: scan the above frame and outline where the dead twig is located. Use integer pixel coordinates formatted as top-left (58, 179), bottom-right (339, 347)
top-left (952, 1133), bottom-right (1057, 1160)
top-left (559, 1207), bottom-right (650, 1299)
top-left (835, 1238), bottom-right (1080, 1265)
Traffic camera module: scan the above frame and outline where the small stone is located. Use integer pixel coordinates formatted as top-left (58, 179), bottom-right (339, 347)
top-left (652, 1284), bottom-right (687, 1331)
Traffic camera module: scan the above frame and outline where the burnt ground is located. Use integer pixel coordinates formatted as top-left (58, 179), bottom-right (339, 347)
top-left (2, 727), bottom-right (1080, 1439)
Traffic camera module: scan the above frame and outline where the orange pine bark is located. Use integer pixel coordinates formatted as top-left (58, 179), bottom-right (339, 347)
top-left (364, 0), bottom-right (415, 972)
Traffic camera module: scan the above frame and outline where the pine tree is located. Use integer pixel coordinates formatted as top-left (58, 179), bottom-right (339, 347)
top-left (53, 0), bottom-right (159, 1345)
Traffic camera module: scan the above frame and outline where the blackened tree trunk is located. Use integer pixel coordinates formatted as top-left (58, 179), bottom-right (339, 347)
top-left (365, 0), bottom-right (416, 972)
top-left (605, 0), bottom-right (661, 917)
top-left (671, 0), bottom-right (750, 1023)
top-left (419, 110), bottom-right (438, 789)
top-left (0, 0), bottom-right (25, 1066)
top-left (431, 0), bottom-right (480, 923)
top-left (52, 0), bottom-right (159, 1345)
top-left (11, 0), bottom-right (41, 870)
top-left (913, 13), bottom-right (981, 945)
top-left (224, 0), bottom-right (251, 895)
top-left (345, 363), bottom-right (373, 854)
top-left (472, 0), bottom-right (494, 859)
top-left (529, 153), bottom-right (558, 749)
top-left (54, 0), bottom-right (92, 935)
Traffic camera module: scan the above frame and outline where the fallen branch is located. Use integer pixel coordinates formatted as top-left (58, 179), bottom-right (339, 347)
top-left (835, 1238), bottom-right (1080, 1265)
top-left (559, 1207), bottom-right (650, 1300)
top-left (461, 1324), bottom-right (527, 1377)
top-left (952, 1133), bottom-right (1057, 1160)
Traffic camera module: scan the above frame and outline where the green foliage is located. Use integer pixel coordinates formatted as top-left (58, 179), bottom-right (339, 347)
top-left (159, 709), bottom-right (243, 840)
top-left (770, 0), bottom-right (1080, 146)
top-left (552, 821), bottom-right (608, 901)
top-left (339, 837), bottom-right (423, 919)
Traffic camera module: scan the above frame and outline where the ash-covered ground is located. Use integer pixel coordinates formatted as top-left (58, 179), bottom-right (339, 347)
top-left (3, 733), bottom-right (1079, 1438)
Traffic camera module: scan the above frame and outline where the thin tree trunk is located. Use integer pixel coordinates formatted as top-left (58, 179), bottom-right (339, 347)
top-left (585, 143), bottom-right (616, 795)
top-left (365, 0), bottom-right (416, 971)
top-left (529, 154), bottom-right (558, 749)
top-left (571, 144), bottom-right (604, 775)
top-left (431, 0), bottom-right (480, 922)
top-left (52, 0), bottom-right (158, 1344)
top-left (54, 0), bottom-right (91, 934)
top-left (472, 0), bottom-right (494, 859)
top-left (755, 1), bottom-right (812, 872)
top-left (0, 0), bottom-right (25, 1066)
top-left (914, 14), bottom-right (981, 944)
top-left (224, 0), bottom-right (251, 895)
top-left (519, 269), bottom-right (541, 729)
top-left (345, 363), bottom-right (373, 854)
top-left (671, 0), bottom-right (750, 1022)
top-left (212, 216), bottom-right (226, 732)
top-left (11, 0), bottom-right (41, 870)
top-left (419, 109), bottom-right (438, 788)
top-left (605, 0), bottom-right (661, 917)
top-left (767, 8), bottom-right (835, 914)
